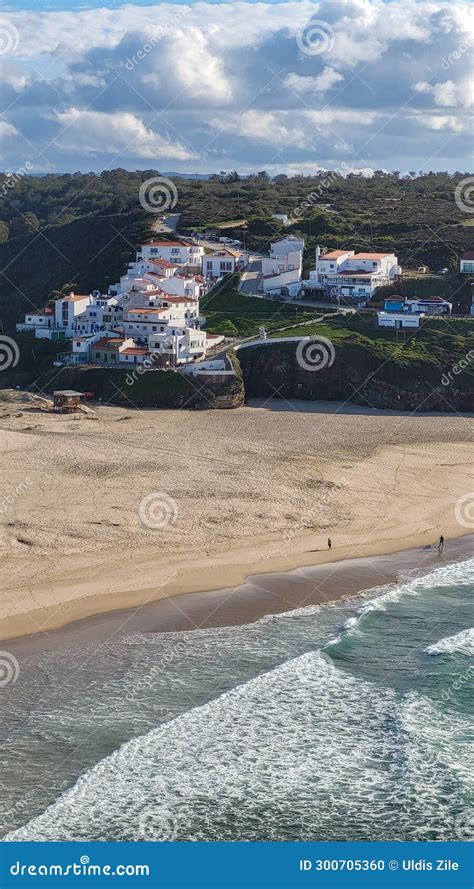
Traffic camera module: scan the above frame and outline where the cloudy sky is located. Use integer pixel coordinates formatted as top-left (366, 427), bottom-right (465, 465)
top-left (0, 0), bottom-right (472, 175)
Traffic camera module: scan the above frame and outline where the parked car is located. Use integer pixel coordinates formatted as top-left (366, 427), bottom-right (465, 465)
top-left (437, 267), bottom-right (449, 275)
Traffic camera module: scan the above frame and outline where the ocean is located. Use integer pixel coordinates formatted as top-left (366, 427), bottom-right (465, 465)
top-left (2, 556), bottom-right (473, 842)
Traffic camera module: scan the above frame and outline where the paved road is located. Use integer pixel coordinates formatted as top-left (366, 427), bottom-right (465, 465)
top-left (239, 256), bottom-right (262, 294)
top-left (153, 213), bottom-right (181, 234)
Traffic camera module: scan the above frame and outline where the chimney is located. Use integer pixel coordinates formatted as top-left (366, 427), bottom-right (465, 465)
top-left (314, 245), bottom-right (321, 283)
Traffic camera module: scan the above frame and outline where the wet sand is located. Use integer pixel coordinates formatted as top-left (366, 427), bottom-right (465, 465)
top-left (6, 534), bottom-right (473, 657)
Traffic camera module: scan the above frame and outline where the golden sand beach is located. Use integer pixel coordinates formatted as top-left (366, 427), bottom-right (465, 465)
top-left (0, 390), bottom-right (472, 640)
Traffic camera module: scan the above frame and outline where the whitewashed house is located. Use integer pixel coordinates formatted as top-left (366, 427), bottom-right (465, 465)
top-left (460, 250), bottom-right (474, 274)
top-left (137, 240), bottom-right (205, 267)
top-left (378, 312), bottom-right (423, 329)
top-left (308, 247), bottom-right (401, 304)
top-left (202, 250), bottom-right (238, 279)
top-left (261, 236), bottom-right (304, 295)
top-left (16, 305), bottom-right (57, 338)
top-left (53, 293), bottom-right (92, 333)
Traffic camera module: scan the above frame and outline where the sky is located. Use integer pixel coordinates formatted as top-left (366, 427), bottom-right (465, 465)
top-left (0, 0), bottom-right (472, 176)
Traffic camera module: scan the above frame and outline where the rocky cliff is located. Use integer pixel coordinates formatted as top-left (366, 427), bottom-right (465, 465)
top-left (237, 338), bottom-right (473, 413)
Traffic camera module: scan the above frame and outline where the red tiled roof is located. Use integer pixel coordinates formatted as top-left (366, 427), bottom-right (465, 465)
top-left (149, 259), bottom-right (180, 268)
top-left (352, 252), bottom-right (392, 259)
top-left (61, 293), bottom-right (90, 301)
top-left (121, 348), bottom-right (149, 356)
top-left (126, 308), bottom-right (169, 315)
top-left (144, 241), bottom-right (187, 247)
top-left (321, 250), bottom-right (353, 259)
top-left (461, 250), bottom-right (474, 261)
top-left (93, 338), bottom-right (125, 349)
top-left (161, 295), bottom-right (197, 303)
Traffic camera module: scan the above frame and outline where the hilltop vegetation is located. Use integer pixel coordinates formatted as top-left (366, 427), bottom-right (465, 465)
top-left (1, 168), bottom-right (473, 328)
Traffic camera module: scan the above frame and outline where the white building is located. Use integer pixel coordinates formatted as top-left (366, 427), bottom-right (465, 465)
top-left (54, 293), bottom-right (92, 333)
top-left (261, 236), bottom-right (304, 295)
top-left (383, 296), bottom-right (451, 316)
top-left (17, 241), bottom-right (220, 367)
top-left (272, 213), bottom-right (290, 226)
top-left (460, 250), bottom-right (474, 274)
top-left (137, 240), bottom-right (205, 267)
top-left (202, 249), bottom-right (238, 279)
top-left (308, 247), bottom-right (401, 303)
top-left (378, 312), bottom-right (423, 329)
top-left (16, 305), bottom-right (57, 338)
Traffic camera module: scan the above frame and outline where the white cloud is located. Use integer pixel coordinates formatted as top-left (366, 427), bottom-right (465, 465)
top-left (414, 78), bottom-right (473, 108)
top-left (421, 114), bottom-right (465, 133)
top-left (54, 109), bottom-right (197, 160)
top-left (0, 121), bottom-right (19, 138)
top-left (285, 67), bottom-right (344, 95)
top-left (1, 1), bottom-right (472, 172)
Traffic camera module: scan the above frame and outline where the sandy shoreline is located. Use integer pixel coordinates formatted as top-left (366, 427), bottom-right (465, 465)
top-left (0, 391), bottom-right (472, 642)
top-left (6, 534), bottom-right (474, 657)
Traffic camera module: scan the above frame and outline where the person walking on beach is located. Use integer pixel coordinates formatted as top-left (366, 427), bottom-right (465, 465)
top-left (328, 538), bottom-right (332, 550)
top-left (438, 535), bottom-right (444, 554)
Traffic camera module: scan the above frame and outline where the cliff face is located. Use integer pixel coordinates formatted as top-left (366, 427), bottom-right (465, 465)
top-left (35, 360), bottom-right (245, 410)
top-left (238, 339), bottom-right (474, 413)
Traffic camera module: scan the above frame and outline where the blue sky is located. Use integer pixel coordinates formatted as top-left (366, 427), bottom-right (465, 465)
top-left (1, 1), bottom-right (472, 175)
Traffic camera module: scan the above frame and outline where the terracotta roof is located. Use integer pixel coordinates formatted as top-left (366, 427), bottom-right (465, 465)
top-left (149, 259), bottom-right (180, 268)
top-left (62, 293), bottom-right (90, 302)
top-left (144, 241), bottom-right (187, 247)
top-left (93, 338), bottom-right (125, 349)
top-left (352, 252), bottom-right (393, 259)
top-left (321, 250), bottom-right (353, 259)
top-left (121, 347), bottom-right (149, 356)
top-left (413, 296), bottom-right (448, 303)
top-left (461, 250), bottom-right (474, 261)
top-left (126, 308), bottom-right (169, 316)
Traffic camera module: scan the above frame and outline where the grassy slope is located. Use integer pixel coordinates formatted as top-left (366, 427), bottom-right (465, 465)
top-left (202, 275), bottom-right (322, 337)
